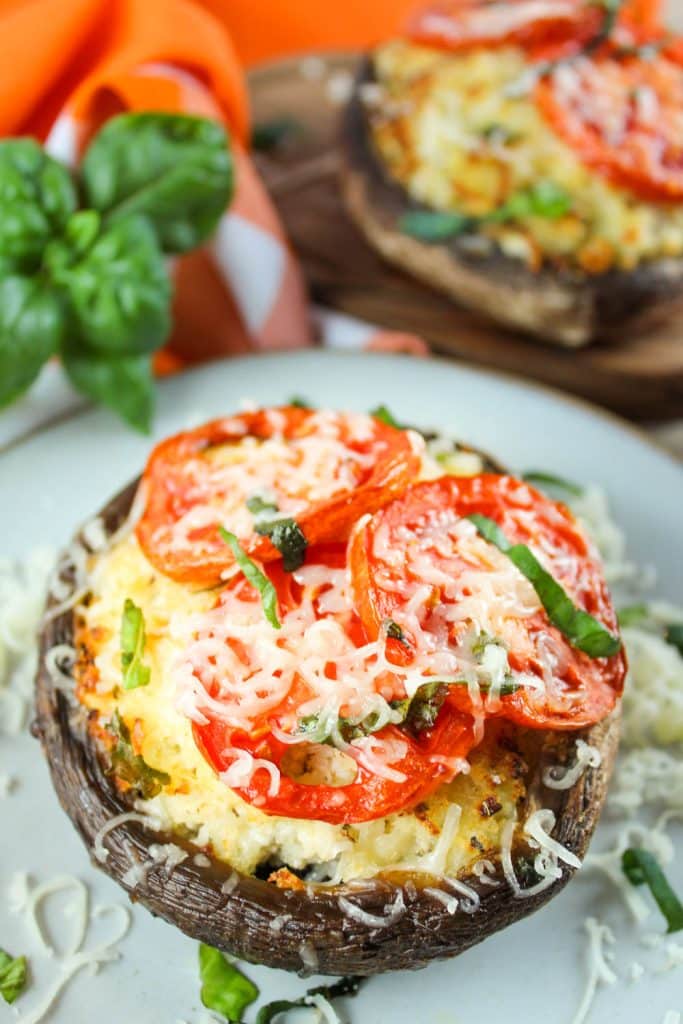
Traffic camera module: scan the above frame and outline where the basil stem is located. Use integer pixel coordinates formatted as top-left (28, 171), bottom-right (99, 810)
top-left (622, 849), bottom-right (683, 934)
top-left (199, 944), bottom-right (258, 1021)
top-left (467, 513), bottom-right (621, 658)
top-left (120, 598), bottom-right (151, 690)
top-left (522, 471), bottom-right (584, 497)
top-left (219, 528), bottom-right (281, 628)
top-left (0, 949), bottom-right (28, 1006)
top-left (256, 976), bottom-right (365, 1024)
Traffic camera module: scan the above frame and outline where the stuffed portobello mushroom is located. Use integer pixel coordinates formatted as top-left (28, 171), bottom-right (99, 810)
top-left (342, 0), bottom-right (683, 347)
top-left (35, 406), bottom-right (625, 975)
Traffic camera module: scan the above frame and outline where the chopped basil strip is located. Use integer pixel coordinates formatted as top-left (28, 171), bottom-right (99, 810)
top-left (288, 395), bottom-right (313, 409)
top-left (370, 404), bottom-right (403, 428)
top-left (256, 976), bottom-right (365, 1024)
top-left (120, 597), bottom-right (151, 690)
top-left (246, 494), bottom-right (279, 517)
top-left (665, 623), bottom-right (683, 657)
top-left (403, 681), bottom-right (450, 735)
top-left (254, 517), bottom-right (307, 573)
top-left (398, 209), bottom-right (473, 242)
top-left (522, 471), bottom-right (584, 497)
top-left (480, 123), bottom-right (521, 145)
top-left (622, 849), bottom-right (683, 934)
top-left (382, 618), bottom-right (409, 645)
top-left (251, 117), bottom-right (302, 152)
top-left (467, 513), bottom-right (621, 658)
top-left (617, 603), bottom-right (650, 628)
top-left (199, 943), bottom-right (258, 1021)
top-left (107, 710), bottom-right (170, 799)
top-left (487, 181), bottom-right (572, 223)
top-left (220, 527), bottom-right (281, 628)
top-left (0, 949), bottom-right (27, 1006)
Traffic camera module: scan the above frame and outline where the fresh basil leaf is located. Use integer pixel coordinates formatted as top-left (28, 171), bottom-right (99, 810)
top-left (0, 276), bottom-right (64, 408)
top-left (254, 518), bottom-right (308, 573)
top-left (370, 405), bottom-right (403, 428)
top-left (63, 349), bottom-right (155, 433)
top-left (398, 209), bottom-right (472, 242)
top-left (50, 214), bottom-right (171, 358)
top-left (622, 849), bottom-right (683, 933)
top-left (82, 113), bottom-right (233, 254)
top-left (199, 943), bottom-right (258, 1022)
top-left (219, 528), bottom-right (281, 628)
top-left (617, 603), bottom-right (650, 628)
top-left (0, 138), bottom-right (76, 274)
top-left (120, 598), bottom-right (151, 690)
top-left (467, 513), bottom-right (621, 658)
top-left (252, 117), bottom-right (302, 151)
top-left (665, 623), bottom-right (683, 657)
top-left (256, 976), bottom-right (364, 1024)
top-left (522, 471), bottom-right (584, 497)
top-left (107, 710), bottom-right (170, 799)
top-left (0, 949), bottom-right (27, 1005)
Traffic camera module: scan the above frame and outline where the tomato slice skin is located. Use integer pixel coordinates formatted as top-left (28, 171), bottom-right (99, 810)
top-left (136, 406), bottom-right (421, 585)
top-left (350, 475), bottom-right (626, 731)
top-left (406, 0), bottom-right (604, 55)
top-left (193, 696), bottom-right (475, 825)
top-left (536, 53), bottom-right (683, 202)
top-left (406, 0), bottom-right (662, 56)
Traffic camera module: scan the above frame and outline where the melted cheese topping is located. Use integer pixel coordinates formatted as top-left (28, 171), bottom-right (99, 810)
top-left (78, 533), bottom-right (527, 880)
top-left (370, 41), bottom-right (683, 271)
top-left (154, 410), bottom-right (387, 558)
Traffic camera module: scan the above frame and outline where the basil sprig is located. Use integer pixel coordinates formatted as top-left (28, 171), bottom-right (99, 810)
top-left (622, 849), bottom-right (683, 934)
top-left (256, 976), bottom-right (365, 1024)
top-left (0, 949), bottom-right (27, 1005)
top-left (107, 710), bottom-right (170, 799)
top-left (120, 598), bottom-right (152, 690)
top-left (399, 181), bottom-right (572, 243)
top-left (199, 944), bottom-right (258, 1022)
top-left (219, 527), bottom-right (281, 629)
top-left (0, 113), bottom-right (233, 431)
top-left (467, 513), bottom-right (621, 658)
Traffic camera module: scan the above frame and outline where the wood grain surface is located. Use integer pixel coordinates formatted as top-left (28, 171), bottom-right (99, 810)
top-left (249, 53), bottom-right (683, 421)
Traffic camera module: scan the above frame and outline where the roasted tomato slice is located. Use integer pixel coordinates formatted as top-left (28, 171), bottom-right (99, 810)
top-left (136, 406), bottom-right (421, 585)
top-left (194, 701), bottom-right (475, 825)
top-left (350, 475), bottom-right (626, 730)
top-left (536, 53), bottom-right (683, 202)
top-left (184, 543), bottom-right (475, 824)
top-left (406, 0), bottom-right (661, 57)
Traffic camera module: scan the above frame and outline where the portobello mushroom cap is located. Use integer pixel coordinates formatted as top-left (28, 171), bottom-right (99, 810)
top-left (34, 475), bottom-right (620, 976)
top-left (341, 58), bottom-right (683, 349)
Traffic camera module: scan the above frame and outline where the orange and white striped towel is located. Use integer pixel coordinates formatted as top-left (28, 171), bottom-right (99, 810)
top-left (0, 0), bottom-right (425, 448)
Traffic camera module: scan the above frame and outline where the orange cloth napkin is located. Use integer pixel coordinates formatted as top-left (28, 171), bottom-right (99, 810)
top-left (0, 0), bottom-right (313, 365)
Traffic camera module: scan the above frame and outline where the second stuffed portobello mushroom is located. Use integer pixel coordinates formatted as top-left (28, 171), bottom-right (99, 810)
top-left (34, 406), bottom-right (624, 974)
top-left (341, 1), bottom-right (683, 347)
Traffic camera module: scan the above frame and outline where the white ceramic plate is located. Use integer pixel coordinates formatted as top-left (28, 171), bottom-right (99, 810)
top-left (1, 351), bottom-right (682, 1024)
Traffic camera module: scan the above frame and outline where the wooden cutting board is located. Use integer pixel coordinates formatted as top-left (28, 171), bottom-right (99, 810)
top-left (249, 53), bottom-right (683, 421)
